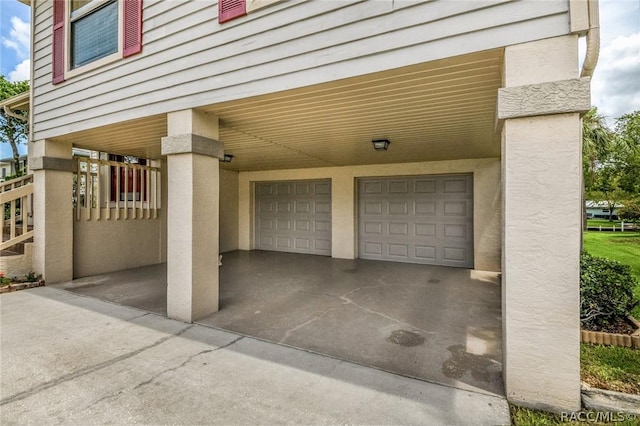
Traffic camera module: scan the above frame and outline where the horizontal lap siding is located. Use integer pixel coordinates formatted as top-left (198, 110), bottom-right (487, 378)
top-left (32, 0), bottom-right (570, 141)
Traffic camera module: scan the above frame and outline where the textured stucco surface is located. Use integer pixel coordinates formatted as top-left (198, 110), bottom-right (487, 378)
top-left (501, 34), bottom-right (582, 412)
top-left (220, 169), bottom-right (239, 253)
top-left (0, 243), bottom-right (34, 278)
top-left (498, 78), bottom-right (591, 120)
top-left (503, 35), bottom-right (579, 87)
top-left (73, 211), bottom-right (164, 278)
top-left (32, 140), bottom-right (73, 284)
top-left (161, 134), bottom-right (224, 159)
top-left (165, 109), bottom-right (221, 322)
top-left (166, 153), bottom-right (220, 323)
top-left (238, 158), bottom-right (502, 272)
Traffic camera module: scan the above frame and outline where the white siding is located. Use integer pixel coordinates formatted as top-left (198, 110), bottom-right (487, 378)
top-left (32, 0), bottom-right (570, 141)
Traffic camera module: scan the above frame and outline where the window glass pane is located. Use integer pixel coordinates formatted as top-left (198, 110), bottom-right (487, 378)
top-left (71, 0), bottom-right (118, 69)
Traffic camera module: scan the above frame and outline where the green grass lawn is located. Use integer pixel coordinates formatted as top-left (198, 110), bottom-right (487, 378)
top-left (510, 404), bottom-right (640, 425)
top-left (581, 343), bottom-right (640, 394)
top-left (583, 230), bottom-right (640, 318)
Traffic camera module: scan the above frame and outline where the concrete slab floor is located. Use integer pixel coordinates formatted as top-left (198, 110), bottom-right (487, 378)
top-left (55, 250), bottom-right (504, 398)
top-left (0, 287), bottom-right (510, 425)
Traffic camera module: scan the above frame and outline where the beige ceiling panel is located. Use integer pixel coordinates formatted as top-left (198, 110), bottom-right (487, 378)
top-left (58, 49), bottom-right (503, 170)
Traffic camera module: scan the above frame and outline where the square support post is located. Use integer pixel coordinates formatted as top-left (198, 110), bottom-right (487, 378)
top-left (30, 139), bottom-right (74, 284)
top-left (162, 110), bottom-right (224, 323)
top-left (499, 35), bottom-right (587, 412)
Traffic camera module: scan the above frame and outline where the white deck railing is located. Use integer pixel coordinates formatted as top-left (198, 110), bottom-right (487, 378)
top-left (0, 174), bottom-right (34, 251)
top-left (74, 157), bottom-right (161, 221)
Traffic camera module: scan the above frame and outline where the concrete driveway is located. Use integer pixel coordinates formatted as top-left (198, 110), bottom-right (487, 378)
top-left (0, 287), bottom-right (510, 425)
top-left (55, 251), bottom-right (503, 397)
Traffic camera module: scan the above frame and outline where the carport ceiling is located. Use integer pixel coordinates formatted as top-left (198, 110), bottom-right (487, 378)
top-left (63, 49), bottom-right (503, 171)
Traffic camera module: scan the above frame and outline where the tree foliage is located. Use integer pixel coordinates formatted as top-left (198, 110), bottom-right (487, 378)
top-left (618, 199), bottom-right (640, 229)
top-left (614, 111), bottom-right (640, 196)
top-left (583, 109), bottom-right (640, 221)
top-left (0, 75), bottom-right (29, 177)
top-left (583, 107), bottom-right (614, 190)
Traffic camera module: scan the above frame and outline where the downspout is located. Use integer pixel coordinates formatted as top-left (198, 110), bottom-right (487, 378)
top-left (580, 0), bottom-right (600, 241)
top-left (581, 0), bottom-right (600, 77)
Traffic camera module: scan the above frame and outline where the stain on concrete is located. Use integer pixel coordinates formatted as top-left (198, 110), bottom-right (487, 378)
top-left (442, 345), bottom-right (502, 383)
top-left (428, 279), bottom-right (440, 284)
top-left (386, 330), bottom-right (425, 347)
top-left (342, 268), bottom-right (358, 274)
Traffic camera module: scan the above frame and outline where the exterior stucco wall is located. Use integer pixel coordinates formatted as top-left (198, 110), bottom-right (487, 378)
top-left (73, 211), bottom-right (165, 278)
top-left (0, 243), bottom-right (34, 278)
top-left (239, 158), bottom-right (501, 272)
top-left (220, 168), bottom-right (239, 253)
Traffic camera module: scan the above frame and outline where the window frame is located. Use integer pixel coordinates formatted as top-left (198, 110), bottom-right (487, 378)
top-left (65, 0), bottom-right (124, 78)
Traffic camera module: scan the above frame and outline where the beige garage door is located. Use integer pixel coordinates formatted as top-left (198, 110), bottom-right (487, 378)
top-left (358, 174), bottom-right (473, 267)
top-left (255, 180), bottom-right (331, 255)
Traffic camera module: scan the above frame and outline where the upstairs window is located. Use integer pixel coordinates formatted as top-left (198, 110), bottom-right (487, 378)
top-left (52, 0), bottom-right (142, 84)
top-left (71, 0), bottom-right (119, 69)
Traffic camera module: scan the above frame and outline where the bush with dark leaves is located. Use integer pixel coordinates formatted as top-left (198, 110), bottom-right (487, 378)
top-left (580, 252), bottom-right (638, 330)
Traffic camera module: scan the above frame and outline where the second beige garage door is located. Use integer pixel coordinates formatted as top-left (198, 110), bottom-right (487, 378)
top-left (358, 174), bottom-right (473, 267)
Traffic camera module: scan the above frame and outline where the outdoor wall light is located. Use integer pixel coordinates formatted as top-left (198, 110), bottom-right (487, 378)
top-left (222, 154), bottom-right (234, 163)
top-left (371, 139), bottom-right (390, 151)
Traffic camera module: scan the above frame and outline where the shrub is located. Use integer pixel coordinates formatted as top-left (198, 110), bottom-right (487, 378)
top-left (580, 252), bottom-right (638, 330)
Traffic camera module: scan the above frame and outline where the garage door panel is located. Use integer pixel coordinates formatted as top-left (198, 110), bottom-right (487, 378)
top-left (295, 201), bottom-right (310, 213)
top-left (255, 180), bottom-right (331, 256)
top-left (258, 200), bottom-right (275, 214)
top-left (415, 245), bottom-right (437, 260)
top-left (276, 219), bottom-right (292, 230)
top-left (314, 220), bottom-right (331, 233)
top-left (359, 175), bottom-right (473, 267)
top-left (363, 242), bottom-right (383, 256)
top-left (415, 179), bottom-right (437, 193)
top-left (415, 201), bottom-right (436, 215)
top-left (415, 223), bottom-right (436, 237)
top-left (314, 182), bottom-right (331, 195)
top-left (314, 239), bottom-right (331, 251)
top-left (314, 200), bottom-right (331, 214)
top-left (364, 201), bottom-right (383, 215)
top-left (363, 181), bottom-right (383, 194)
top-left (389, 222), bottom-right (409, 236)
top-left (388, 180), bottom-right (409, 193)
top-left (294, 184), bottom-right (309, 195)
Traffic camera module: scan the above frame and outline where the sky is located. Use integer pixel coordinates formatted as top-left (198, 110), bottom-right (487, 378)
top-left (0, 0), bottom-right (639, 158)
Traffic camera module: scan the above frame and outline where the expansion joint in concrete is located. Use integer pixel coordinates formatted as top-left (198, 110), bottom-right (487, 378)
top-left (0, 325), bottom-right (194, 406)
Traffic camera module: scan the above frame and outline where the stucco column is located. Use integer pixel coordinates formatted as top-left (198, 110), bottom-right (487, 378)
top-left (499, 35), bottom-right (589, 412)
top-left (30, 139), bottom-right (74, 284)
top-left (331, 171), bottom-right (355, 259)
top-left (162, 110), bottom-right (224, 323)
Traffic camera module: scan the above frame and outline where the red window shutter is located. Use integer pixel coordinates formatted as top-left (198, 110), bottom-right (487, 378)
top-left (219, 0), bottom-right (246, 23)
top-left (52, 0), bottom-right (65, 84)
top-left (123, 0), bottom-right (143, 57)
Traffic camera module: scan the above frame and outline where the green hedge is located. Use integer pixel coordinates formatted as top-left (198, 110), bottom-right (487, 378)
top-left (580, 252), bottom-right (638, 330)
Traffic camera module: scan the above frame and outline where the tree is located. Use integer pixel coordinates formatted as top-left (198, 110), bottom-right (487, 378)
top-left (582, 107), bottom-right (613, 191)
top-left (614, 111), bottom-right (640, 196)
top-left (618, 199), bottom-right (640, 230)
top-left (582, 107), bottom-right (614, 227)
top-left (583, 109), bottom-right (640, 223)
top-left (0, 75), bottom-right (29, 177)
